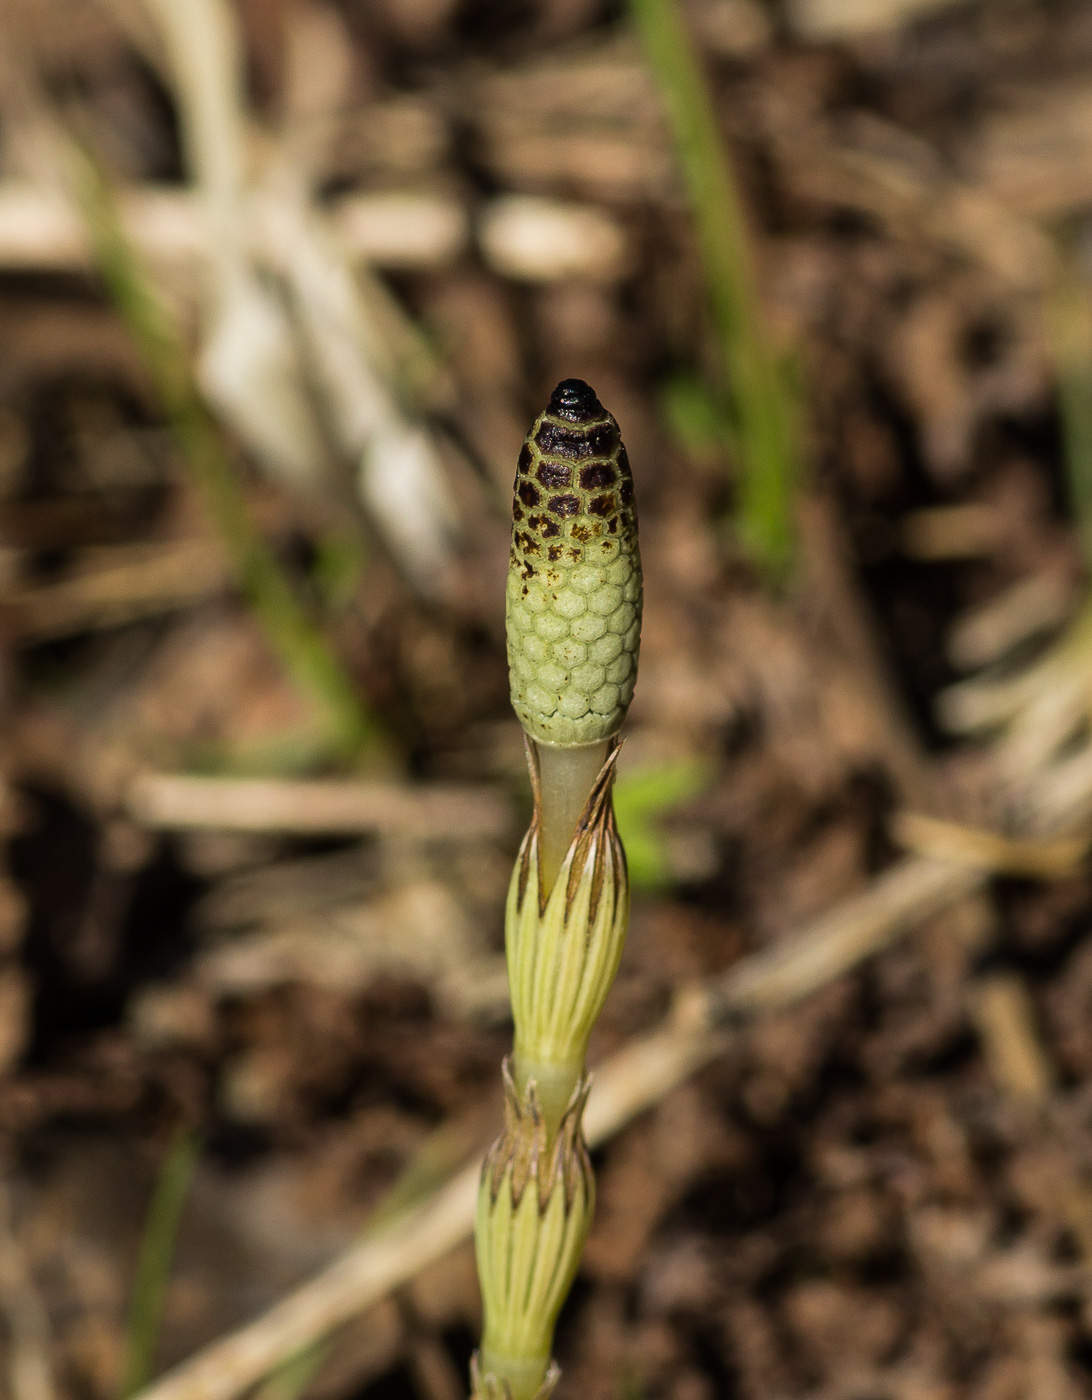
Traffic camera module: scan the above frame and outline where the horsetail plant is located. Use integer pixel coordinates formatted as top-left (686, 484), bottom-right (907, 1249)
top-left (472, 380), bottom-right (642, 1400)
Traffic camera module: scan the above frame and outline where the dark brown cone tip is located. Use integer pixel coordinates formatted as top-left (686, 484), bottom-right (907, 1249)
top-left (548, 379), bottom-right (604, 423)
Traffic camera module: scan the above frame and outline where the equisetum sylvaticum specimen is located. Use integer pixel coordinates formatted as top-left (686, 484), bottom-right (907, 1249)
top-left (472, 380), bottom-right (642, 1400)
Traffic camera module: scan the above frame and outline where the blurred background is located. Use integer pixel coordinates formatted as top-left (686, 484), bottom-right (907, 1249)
top-left (3, 0), bottom-right (1092, 1396)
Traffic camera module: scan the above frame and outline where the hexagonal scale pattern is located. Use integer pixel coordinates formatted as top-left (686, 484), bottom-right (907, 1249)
top-left (505, 381), bottom-right (642, 745)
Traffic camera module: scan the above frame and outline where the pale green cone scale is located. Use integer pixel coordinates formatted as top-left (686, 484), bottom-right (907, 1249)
top-left (506, 380), bottom-right (642, 747)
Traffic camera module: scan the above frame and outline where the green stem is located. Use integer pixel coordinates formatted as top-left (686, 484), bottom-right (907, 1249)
top-left (510, 1051), bottom-right (583, 1142)
top-left (119, 1129), bottom-right (200, 1399)
top-left (627, 0), bottom-right (798, 578)
top-left (1049, 230), bottom-right (1092, 572)
top-left (70, 145), bottom-right (384, 763)
top-left (534, 740), bottom-right (610, 898)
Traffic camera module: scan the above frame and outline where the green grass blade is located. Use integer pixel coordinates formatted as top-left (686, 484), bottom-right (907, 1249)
top-left (628, 0), bottom-right (799, 578)
top-left (252, 1344), bottom-right (328, 1400)
top-left (68, 143), bottom-right (385, 764)
top-left (1049, 232), bottom-right (1092, 571)
top-left (613, 758), bottom-right (711, 889)
top-left (119, 1129), bottom-right (201, 1399)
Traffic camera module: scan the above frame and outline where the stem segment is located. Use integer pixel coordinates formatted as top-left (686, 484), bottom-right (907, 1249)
top-left (534, 740), bottom-right (611, 898)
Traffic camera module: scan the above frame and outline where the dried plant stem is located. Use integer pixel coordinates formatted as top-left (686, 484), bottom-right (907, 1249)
top-left (70, 146), bottom-right (382, 762)
top-left (2, 539), bottom-right (229, 642)
top-left (627, 0), bottom-right (798, 576)
top-left (126, 774), bottom-right (512, 841)
top-left (0, 1183), bottom-right (53, 1400)
top-left (970, 974), bottom-right (1054, 1107)
top-left (0, 183), bottom-right (467, 276)
top-left (969, 972), bottom-right (1092, 1265)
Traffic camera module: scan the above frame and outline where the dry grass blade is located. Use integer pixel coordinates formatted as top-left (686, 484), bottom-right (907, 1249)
top-left (126, 773), bottom-right (514, 840)
top-left (937, 595), bottom-right (1092, 783)
top-left (968, 972), bottom-right (1092, 1268)
top-left (891, 810), bottom-right (1089, 880)
top-left (969, 974), bottom-right (1054, 1106)
top-left (785, 0), bottom-right (962, 39)
top-left (263, 186), bottom-right (460, 598)
top-left (1, 539), bottom-right (229, 642)
top-left (901, 504), bottom-right (1006, 560)
top-left (0, 183), bottom-right (558, 279)
top-left (138, 0), bottom-right (331, 499)
top-left (138, 0), bottom-right (244, 208)
top-left (0, 1183), bottom-right (53, 1400)
top-left (947, 570), bottom-right (1077, 672)
top-left (932, 241), bottom-right (1092, 782)
top-left (139, 0), bottom-right (462, 595)
top-left (703, 854), bottom-right (982, 1020)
